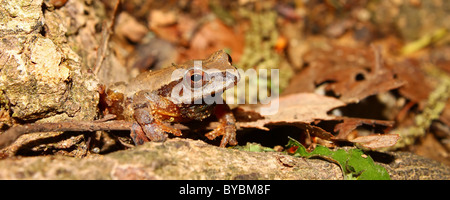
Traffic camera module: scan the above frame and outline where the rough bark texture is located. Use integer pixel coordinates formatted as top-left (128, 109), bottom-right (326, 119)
top-left (0, 0), bottom-right (101, 157)
top-left (0, 0), bottom-right (99, 122)
top-left (0, 138), bottom-right (448, 180)
top-left (379, 151), bottom-right (450, 180)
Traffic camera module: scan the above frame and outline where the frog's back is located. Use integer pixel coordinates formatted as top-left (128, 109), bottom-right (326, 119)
top-left (125, 64), bottom-right (185, 98)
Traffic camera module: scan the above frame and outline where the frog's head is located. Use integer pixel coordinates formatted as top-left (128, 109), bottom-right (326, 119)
top-left (169, 50), bottom-right (240, 104)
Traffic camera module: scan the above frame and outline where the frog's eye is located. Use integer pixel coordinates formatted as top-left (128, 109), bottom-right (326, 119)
top-left (190, 73), bottom-right (203, 82)
top-left (185, 68), bottom-right (209, 89)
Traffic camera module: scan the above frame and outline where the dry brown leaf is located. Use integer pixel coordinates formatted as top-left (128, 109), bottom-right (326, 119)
top-left (238, 93), bottom-right (345, 132)
top-left (334, 117), bottom-right (395, 140)
top-left (115, 12), bottom-right (149, 43)
top-left (235, 93), bottom-right (399, 143)
top-left (180, 18), bottom-right (245, 62)
top-left (393, 59), bottom-right (437, 109)
top-left (149, 12), bottom-right (196, 46)
top-left (349, 134), bottom-right (400, 150)
top-left (284, 44), bottom-right (404, 103)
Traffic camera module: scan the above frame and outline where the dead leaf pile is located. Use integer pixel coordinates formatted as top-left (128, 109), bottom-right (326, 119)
top-left (235, 93), bottom-right (398, 150)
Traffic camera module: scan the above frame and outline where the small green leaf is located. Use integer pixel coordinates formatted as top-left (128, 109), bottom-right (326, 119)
top-left (286, 137), bottom-right (390, 180)
top-left (234, 142), bottom-right (276, 152)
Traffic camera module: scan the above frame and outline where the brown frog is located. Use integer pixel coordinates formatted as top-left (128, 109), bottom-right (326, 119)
top-left (100, 50), bottom-right (240, 147)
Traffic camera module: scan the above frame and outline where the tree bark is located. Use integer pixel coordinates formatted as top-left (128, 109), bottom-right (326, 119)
top-left (0, 138), bottom-right (448, 180)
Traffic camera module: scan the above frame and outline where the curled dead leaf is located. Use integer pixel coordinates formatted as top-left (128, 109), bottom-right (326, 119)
top-left (334, 117), bottom-right (395, 140)
top-left (237, 93), bottom-right (346, 130)
top-left (349, 134), bottom-right (400, 150)
top-left (236, 93), bottom-right (344, 141)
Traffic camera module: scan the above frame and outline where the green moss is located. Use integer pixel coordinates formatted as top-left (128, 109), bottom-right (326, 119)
top-left (231, 6), bottom-right (293, 104)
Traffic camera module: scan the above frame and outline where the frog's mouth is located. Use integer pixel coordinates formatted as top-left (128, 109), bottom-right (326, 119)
top-left (208, 68), bottom-right (240, 93)
top-left (223, 68), bottom-right (241, 89)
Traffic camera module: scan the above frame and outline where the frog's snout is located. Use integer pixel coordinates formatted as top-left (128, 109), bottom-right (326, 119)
top-left (226, 68), bottom-right (240, 86)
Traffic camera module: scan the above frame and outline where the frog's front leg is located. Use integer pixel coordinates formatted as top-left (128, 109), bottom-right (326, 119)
top-left (130, 91), bottom-right (182, 145)
top-left (132, 108), bottom-right (165, 143)
top-left (204, 104), bottom-right (238, 147)
top-left (131, 107), bottom-right (183, 145)
top-left (130, 122), bottom-right (149, 145)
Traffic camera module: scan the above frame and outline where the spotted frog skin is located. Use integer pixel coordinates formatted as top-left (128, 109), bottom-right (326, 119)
top-left (100, 50), bottom-right (240, 147)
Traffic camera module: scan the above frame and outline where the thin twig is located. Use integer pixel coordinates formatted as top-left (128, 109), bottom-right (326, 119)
top-left (0, 116), bottom-right (224, 149)
top-left (93, 0), bottom-right (120, 75)
top-left (0, 120), bottom-right (133, 149)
